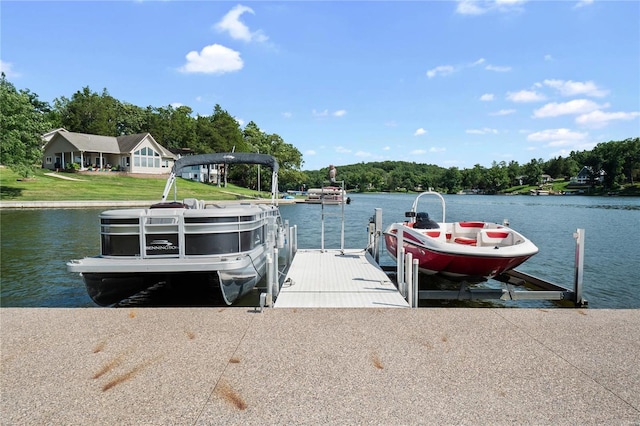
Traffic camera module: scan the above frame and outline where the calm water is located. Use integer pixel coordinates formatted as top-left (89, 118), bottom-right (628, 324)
top-left (1, 194), bottom-right (639, 308)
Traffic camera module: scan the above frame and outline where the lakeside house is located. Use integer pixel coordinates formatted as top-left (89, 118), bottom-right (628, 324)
top-left (572, 166), bottom-right (606, 185)
top-left (41, 129), bottom-right (176, 174)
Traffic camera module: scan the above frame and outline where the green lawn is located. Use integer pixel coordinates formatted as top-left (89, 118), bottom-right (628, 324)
top-left (0, 168), bottom-right (267, 201)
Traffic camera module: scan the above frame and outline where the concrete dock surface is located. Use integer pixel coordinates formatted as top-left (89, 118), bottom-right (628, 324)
top-left (1, 308), bottom-right (639, 425)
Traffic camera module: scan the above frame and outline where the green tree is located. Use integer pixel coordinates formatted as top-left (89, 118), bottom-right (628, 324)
top-left (0, 73), bottom-right (52, 176)
top-left (621, 137), bottom-right (640, 184)
top-left (55, 87), bottom-right (120, 135)
top-left (441, 167), bottom-right (462, 193)
top-left (117, 102), bottom-right (147, 135)
top-left (211, 104), bottom-right (245, 153)
top-left (522, 158), bottom-right (544, 185)
top-left (241, 122), bottom-right (305, 190)
top-left (507, 160), bottom-right (521, 186)
top-left (485, 161), bottom-right (511, 193)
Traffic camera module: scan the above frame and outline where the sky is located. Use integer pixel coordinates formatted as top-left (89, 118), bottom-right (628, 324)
top-left (1, 1), bottom-right (639, 171)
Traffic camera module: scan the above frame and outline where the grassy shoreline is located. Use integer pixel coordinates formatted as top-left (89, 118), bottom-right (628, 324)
top-left (1, 168), bottom-right (265, 202)
top-left (2, 168), bottom-right (638, 203)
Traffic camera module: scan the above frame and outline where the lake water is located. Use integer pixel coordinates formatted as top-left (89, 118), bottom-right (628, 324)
top-left (1, 193), bottom-right (639, 308)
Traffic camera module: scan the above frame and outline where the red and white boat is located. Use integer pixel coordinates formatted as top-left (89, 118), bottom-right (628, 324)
top-left (383, 191), bottom-right (538, 280)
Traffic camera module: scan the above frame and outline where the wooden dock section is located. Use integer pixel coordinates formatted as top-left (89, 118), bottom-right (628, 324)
top-left (274, 249), bottom-right (409, 308)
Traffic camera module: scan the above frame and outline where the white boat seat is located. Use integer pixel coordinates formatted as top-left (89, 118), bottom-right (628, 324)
top-left (454, 237), bottom-right (477, 246)
top-left (453, 221), bottom-right (484, 243)
top-left (478, 229), bottom-right (514, 247)
top-left (183, 198), bottom-right (204, 209)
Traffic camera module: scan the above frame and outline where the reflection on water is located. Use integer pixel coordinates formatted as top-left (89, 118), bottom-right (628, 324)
top-left (1, 194), bottom-right (639, 308)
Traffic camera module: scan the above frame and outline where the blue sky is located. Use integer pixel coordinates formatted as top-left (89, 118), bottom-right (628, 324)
top-left (2, 1), bottom-right (639, 171)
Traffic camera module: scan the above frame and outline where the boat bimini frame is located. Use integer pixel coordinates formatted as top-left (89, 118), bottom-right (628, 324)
top-left (161, 152), bottom-right (280, 204)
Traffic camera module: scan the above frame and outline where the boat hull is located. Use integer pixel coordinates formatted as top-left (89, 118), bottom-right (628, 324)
top-left (81, 258), bottom-right (267, 306)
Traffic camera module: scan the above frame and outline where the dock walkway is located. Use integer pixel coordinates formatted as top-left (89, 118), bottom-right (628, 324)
top-left (274, 249), bottom-right (409, 308)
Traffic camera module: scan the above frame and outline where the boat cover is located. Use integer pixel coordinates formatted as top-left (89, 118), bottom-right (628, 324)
top-left (172, 153), bottom-right (279, 174)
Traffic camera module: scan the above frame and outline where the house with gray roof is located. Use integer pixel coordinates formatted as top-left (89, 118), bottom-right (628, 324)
top-left (42, 130), bottom-right (176, 174)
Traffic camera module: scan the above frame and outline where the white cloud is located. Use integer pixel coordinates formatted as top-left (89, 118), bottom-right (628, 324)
top-left (527, 128), bottom-right (588, 145)
top-left (456, 0), bottom-right (527, 15)
top-left (575, 110), bottom-right (640, 128)
top-left (466, 128), bottom-right (498, 135)
top-left (490, 109), bottom-right (516, 116)
top-left (427, 58), bottom-right (506, 79)
top-left (383, 146), bottom-right (391, 151)
top-left (215, 4), bottom-right (268, 43)
top-left (312, 109), bottom-right (345, 118)
top-left (282, 112), bottom-right (292, 119)
top-left (411, 149), bottom-right (427, 155)
top-left (0, 60), bottom-right (19, 78)
top-left (170, 102), bottom-right (184, 108)
top-left (430, 147), bottom-right (446, 153)
top-left (533, 99), bottom-right (606, 118)
top-left (305, 150), bottom-right (317, 156)
top-left (179, 44), bottom-right (243, 74)
top-left (506, 90), bottom-right (546, 102)
top-left (336, 146), bottom-right (352, 153)
top-left (544, 54), bottom-right (553, 61)
top-left (543, 79), bottom-right (608, 97)
top-left (573, 0), bottom-right (594, 9)
top-left (426, 65), bottom-right (455, 78)
top-left (414, 128), bottom-right (427, 136)
top-left (456, 0), bottom-right (486, 15)
top-left (480, 93), bottom-right (495, 101)
top-left (355, 151), bottom-right (373, 157)
top-left (485, 64), bottom-right (511, 72)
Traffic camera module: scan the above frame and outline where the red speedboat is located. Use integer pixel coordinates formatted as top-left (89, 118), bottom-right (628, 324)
top-left (383, 191), bottom-right (538, 280)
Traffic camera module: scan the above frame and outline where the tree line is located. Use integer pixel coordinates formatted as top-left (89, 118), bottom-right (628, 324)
top-left (305, 137), bottom-right (639, 194)
top-left (1, 73), bottom-right (638, 193)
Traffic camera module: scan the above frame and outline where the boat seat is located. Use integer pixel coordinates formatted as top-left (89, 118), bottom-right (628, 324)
top-left (422, 230), bottom-right (446, 240)
top-left (453, 221), bottom-right (484, 241)
top-left (183, 198), bottom-right (204, 209)
top-left (454, 237), bottom-right (477, 246)
top-left (478, 230), bottom-right (514, 247)
top-left (455, 221), bottom-right (485, 231)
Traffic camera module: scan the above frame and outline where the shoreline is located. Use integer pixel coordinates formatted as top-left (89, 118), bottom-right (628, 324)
top-left (0, 198), bottom-right (301, 209)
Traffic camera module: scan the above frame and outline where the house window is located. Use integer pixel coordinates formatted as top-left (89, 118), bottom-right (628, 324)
top-left (45, 157), bottom-right (52, 164)
top-left (133, 147), bottom-right (160, 168)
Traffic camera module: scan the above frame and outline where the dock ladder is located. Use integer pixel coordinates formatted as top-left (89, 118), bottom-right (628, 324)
top-left (320, 180), bottom-right (346, 253)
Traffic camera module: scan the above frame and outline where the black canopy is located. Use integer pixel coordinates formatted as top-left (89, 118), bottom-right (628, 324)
top-left (172, 152), bottom-right (279, 175)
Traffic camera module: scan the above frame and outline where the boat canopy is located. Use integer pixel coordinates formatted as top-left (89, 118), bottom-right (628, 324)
top-left (172, 152), bottom-right (279, 175)
top-left (162, 152), bottom-right (280, 203)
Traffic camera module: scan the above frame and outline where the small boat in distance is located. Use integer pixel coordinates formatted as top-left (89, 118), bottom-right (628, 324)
top-left (67, 153), bottom-right (291, 306)
top-left (383, 191), bottom-right (538, 280)
top-left (305, 186), bottom-right (349, 204)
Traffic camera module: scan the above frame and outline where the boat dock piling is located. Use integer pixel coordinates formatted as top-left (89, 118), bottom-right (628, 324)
top-left (320, 180), bottom-right (346, 251)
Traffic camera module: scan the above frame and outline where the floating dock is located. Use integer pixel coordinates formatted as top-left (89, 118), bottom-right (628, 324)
top-left (274, 249), bottom-right (409, 308)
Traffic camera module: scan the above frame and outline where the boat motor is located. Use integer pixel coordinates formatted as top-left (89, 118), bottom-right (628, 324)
top-left (414, 212), bottom-right (439, 229)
